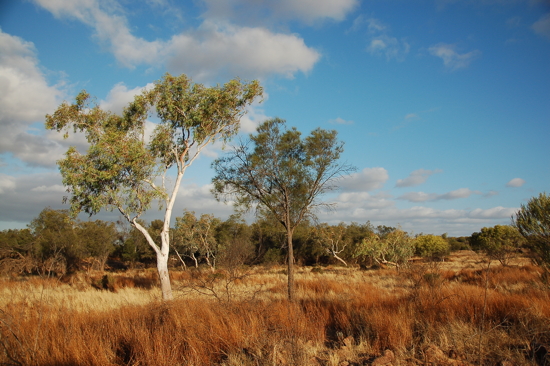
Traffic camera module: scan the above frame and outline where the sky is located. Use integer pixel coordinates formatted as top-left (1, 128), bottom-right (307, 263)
top-left (0, 0), bottom-right (549, 237)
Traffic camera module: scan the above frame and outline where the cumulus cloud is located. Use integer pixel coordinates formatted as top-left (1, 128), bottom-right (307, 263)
top-left (33, 0), bottom-right (321, 80)
top-left (0, 171), bottom-right (235, 229)
top-left (166, 21), bottom-right (320, 81)
top-left (100, 82), bottom-right (154, 114)
top-left (339, 167), bottom-right (389, 192)
top-left (506, 178), bottom-right (525, 187)
top-left (532, 13), bottom-right (550, 40)
top-left (0, 29), bottom-right (67, 167)
top-left (317, 191), bottom-right (519, 236)
top-left (428, 43), bottom-right (481, 70)
top-left (395, 169), bottom-right (442, 188)
top-left (398, 188), bottom-right (481, 202)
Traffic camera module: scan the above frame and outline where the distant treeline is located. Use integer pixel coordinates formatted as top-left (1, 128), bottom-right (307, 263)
top-left (1, 206), bottom-right (508, 277)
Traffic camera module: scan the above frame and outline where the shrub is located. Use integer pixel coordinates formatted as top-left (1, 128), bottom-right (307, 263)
top-left (414, 234), bottom-right (450, 258)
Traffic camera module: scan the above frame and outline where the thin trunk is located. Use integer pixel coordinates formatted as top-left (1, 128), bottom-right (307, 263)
top-left (287, 227), bottom-right (295, 302)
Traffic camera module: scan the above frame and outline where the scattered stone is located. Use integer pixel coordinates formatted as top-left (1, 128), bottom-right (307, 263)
top-left (423, 345), bottom-right (474, 366)
top-left (372, 349), bottom-right (395, 366)
top-left (342, 336), bottom-right (354, 349)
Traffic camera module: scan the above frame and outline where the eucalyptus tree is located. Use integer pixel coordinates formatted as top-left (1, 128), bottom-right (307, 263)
top-left (312, 223), bottom-right (349, 266)
top-left (173, 210), bottom-right (221, 270)
top-left (212, 118), bottom-right (355, 301)
top-left (46, 73), bottom-right (262, 300)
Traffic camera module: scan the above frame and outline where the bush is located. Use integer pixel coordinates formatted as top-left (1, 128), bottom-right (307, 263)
top-left (514, 192), bottom-right (550, 271)
top-left (472, 225), bottom-right (525, 265)
top-left (414, 234), bottom-right (450, 258)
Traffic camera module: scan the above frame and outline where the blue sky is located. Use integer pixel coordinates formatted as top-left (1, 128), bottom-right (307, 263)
top-left (0, 0), bottom-right (549, 236)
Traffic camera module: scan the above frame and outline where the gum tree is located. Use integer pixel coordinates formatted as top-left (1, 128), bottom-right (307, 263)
top-left (212, 118), bottom-right (355, 301)
top-left (46, 73), bottom-right (262, 300)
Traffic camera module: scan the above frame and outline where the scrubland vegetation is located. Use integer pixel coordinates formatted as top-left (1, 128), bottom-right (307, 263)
top-left (1, 251), bottom-right (549, 366)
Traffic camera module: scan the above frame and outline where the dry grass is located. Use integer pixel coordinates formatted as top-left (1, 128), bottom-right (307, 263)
top-left (1, 251), bottom-right (548, 365)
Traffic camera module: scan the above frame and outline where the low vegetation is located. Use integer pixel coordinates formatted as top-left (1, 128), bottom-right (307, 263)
top-left (1, 251), bottom-right (549, 366)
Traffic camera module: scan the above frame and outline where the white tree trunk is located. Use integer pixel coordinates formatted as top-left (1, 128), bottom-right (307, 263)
top-left (157, 251), bottom-right (173, 300)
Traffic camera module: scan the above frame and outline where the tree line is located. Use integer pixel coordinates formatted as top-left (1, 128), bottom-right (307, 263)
top-left (2, 192), bottom-right (549, 286)
top-left (0, 206), bottom-right (472, 276)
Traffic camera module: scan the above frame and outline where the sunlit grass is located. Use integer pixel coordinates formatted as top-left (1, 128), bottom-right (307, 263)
top-left (0, 251), bottom-right (548, 365)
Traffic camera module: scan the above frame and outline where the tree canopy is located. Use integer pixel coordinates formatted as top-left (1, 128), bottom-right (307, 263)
top-left (212, 118), bottom-right (354, 300)
top-left (46, 73), bottom-right (262, 300)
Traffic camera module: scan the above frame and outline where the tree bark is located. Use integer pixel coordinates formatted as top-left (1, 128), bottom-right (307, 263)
top-left (157, 251), bottom-right (173, 301)
top-left (287, 228), bottom-right (295, 302)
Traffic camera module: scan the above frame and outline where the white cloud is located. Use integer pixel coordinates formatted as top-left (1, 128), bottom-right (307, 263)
top-left (398, 192), bottom-right (438, 202)
top-left (398, 188), bottom-right (481, 202)
top-left (396, 169), bottom-right (442, 187)
top-left (469, 206), bottom-right (517, 219)
top-left (202, 0), bottom-right (358, 25)
top-left (166, 21), bottom-right (320, 81)
top-left (329, 117), bottom-right (354, 125)
top-left (239, 97), bottom-right (270, 133)
top-left (339, 167), bottom-right (389, 192)
top-left (367, 34), bottom-right (410, 61)
top-left (532, 13), bottom-right (550, 40)
top-left (358, 17), bottom-right (410, 61)
top-left (428, 43), bottom-right (481, 70)
top-left (31, 184), bottom-right (66, 193)
top-left (0, 174), bottom-right (16, 194)
top-left (0, 29), bottom-right (66, 167)
top-left (100, 82), bottom-right (154, 114)
top-left (318, 192), bottom-right (519, 236)
top-left (33, 0), bottom-right (321, 81)
top-left (506, 177), bottom-right (525, 187)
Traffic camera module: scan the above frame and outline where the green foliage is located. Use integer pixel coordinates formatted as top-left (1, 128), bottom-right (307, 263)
top-left (514, 192), bottom-right (550, 269)
top-left (29, 208), bottom-right (81, 274)
top-left (354, 228), bottom-right (414, 267)
top-left (212, 118), bottom-right (354, 229)
top-left (446, 236), bottom-right (470, 251)
top-left (215, 215), bottom-right (255, 268)
top-left (472, 225), bottom-right (525, 265)
top-left (172, 210), bottom-right (221, 268)
top-left (414, 234), bottom-right (450, 258)
top-left (77, 220), bottom-right (117, 271)
top-left (46, 73), bottom-right (262, 300)
top-left (212, 118), bottom-right (354, 300)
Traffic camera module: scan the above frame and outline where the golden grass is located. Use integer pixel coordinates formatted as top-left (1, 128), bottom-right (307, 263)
top-left (1, 252), bottom-right (548, 365)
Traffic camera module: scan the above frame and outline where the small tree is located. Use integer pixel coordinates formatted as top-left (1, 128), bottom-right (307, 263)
top-left (473, 225), bottom-right (525, 265)
top-left (173, 210), bottom-right (220, 270)
top-left (513, 192), bottom-right (550, 272)
top-left (77, 220), bottom-right (117, 271)
top-left (414, 234), bottom-right (450, 259)
top-left (29, 208), bottom-right (82, 276)
top-left (212, 118), bottom-right (355, 301)
top-left (312, 223), bottom-right (349, 266)
top-left (354, 228), bottom-right (414, 268)
top-left (46, 73), bottom-right (262, 300)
